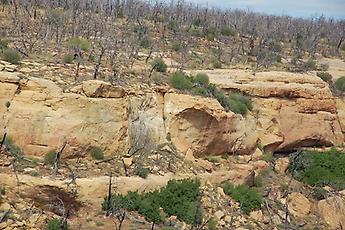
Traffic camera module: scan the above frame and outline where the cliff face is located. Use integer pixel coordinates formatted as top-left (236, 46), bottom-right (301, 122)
top-left (0, 70), bottom-right (344, 158)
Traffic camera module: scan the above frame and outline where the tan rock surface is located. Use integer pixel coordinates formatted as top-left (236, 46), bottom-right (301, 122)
top-left (190, 69), bottom-right (343, 152)
top-left (318, 196), bottom-right (345, 229)
top-left (286, 192), bottom-right (311, 218)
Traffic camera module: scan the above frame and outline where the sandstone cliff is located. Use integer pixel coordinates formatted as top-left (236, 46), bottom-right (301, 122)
top-left (1, 70), bottom-right (344, 159)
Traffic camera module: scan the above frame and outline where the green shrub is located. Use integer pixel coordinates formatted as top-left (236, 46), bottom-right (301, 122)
top-left (261, 152), bottom-right (273, 162)
top-left (2, 48), bottom-right (21, 64)
top-left (305, 58), bottom-right (317, 71)
top-left (212, 60), bottom-right (222, 69)
top-left (313, 187), bottom-right (327, 200)
top-left (167, 20), bottom-right (176, 31)
top-left (222, 182), bottom-right (263, 214)
top-left (227, 93), bottom-right (253, 115)
top-left (208, 217), bottom-right (218, 230)
top-left (171, 42), bottom-right (182, 52)
top-left (159, 178), bottom-right (201, 224)
top-left (220, 27), bottom-right (235, 37)
top-left (47, 218), bottom-right (68, 230)
top-left (317, 72), bottom-right (332, 82)
top-left (134, 165), bottom-right (150, 179)
top-left (3, 136), bottom-right (21, 155)
top-left (192, 87), bottom-right (208, 96)
top-left (169, 71), bottom-right (193, 90)
top-left (5, 101), bottom-right (10, 108)
top-left (90, 147), bottom-right (104, 160)
top-left (44, 150), bottom-right (57, 165)
top-left (0, 38), bottom-right (10, 50)
top-left (152, 58), bottom-right (167, 73)
top-left (103, 178), bottom-right (201, 225)
top-left (190, 27), bottom-right (204, 37)
top-left (63, 53), bottom-right (74, 64)
top-left (140, 37), bottom-right (151, 49)
top-left (288, 148), bottom-right (345, 190)
top-left (335, 76), bottom-right (345, 91)
top-left (66, 37), bottom-right (90, 51)
top-left (194, 73), bottom-right (210, 87)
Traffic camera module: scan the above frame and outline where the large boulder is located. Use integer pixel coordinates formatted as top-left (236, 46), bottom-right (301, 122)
top-left (286, 192), bottom-right (311, 218)
top-left (318, 196), bottom-right (345, 229)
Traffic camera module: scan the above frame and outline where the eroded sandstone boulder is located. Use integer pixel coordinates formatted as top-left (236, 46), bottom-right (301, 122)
top-left (318, 196), bottom-right (345, 229)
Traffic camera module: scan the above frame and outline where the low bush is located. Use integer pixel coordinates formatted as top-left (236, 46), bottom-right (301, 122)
top-left (4, 136), bottom-right (21, 155)
top-left (194, 73), bottom-right (209, 87)
top-left (47, 218), bottom-right (68, 230)
top-left (140, 36), bottom-right (151, 49)
top-left (317, 72), bottom-right (332, 82)
top-left (2, 48), bottom-right (21, 64)
top-left (208, 217), bottom-right (218, 230)
top-left (0, 38), bottom-right (10, 50)
top-left (66, 37), bottom-right (90, 51)
top-left (212, 60), bottom-right (222, 69)
top-left (44, 150), bottom-right (57, 165)
top-left (63, 53), bottom-right (74, 64)
top-left (335, 76), bottom-right (345, 91)
top-left (103, 178), bottom-right (202, 225)
top-left (313, 187), bottom-right (327, 200)
top-left (171, 42), bottom-right (182, 52)
top-left (90, 147), bottom-right (104, 160)
top-left (152, 58), bottom-right (167, 73)
top-left (304, 58), bottom-right (317, 71)
top-left (288, 148), bottom-right (345, 190)
top-left (222, 182), bottom-right (263, 214)
top-left (169, 71), bottom-right (193, 90)
top-left (192, 87), bottom-right (208, 96)
top-left (220, 27), bottom-right (235, 37)
top-left (134, 165), bottom-right (150, 179)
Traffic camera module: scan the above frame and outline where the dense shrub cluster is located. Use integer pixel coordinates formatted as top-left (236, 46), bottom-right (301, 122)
top-left (134, 165), bottom-right (150, 178)
top-left (222, 182), bottom-right (263, 214)
top-left (288, 148), bottom-right (345, 190)
top-left (335, 76), bottom-right (345, 92)
top-left (316, 72), bottom-right (332, 82)
top-left (103, 178), bottom-right (202, 225)
top-left (66, 37), bottom-right (90, 51)
top-left (169, 72), bottom-right (252, 115)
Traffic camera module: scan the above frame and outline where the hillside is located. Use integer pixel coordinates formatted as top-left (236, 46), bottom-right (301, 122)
top-left (1, 0), bottom-right (345, 230)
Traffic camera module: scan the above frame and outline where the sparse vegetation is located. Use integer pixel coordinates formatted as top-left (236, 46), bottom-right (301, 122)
top-left (288, 148), bottom-right (345, 190)
top-left (44, 150), bottom-right (57, 165)
top-left (222, 182), bottom-right (263, 214)
top-left (46, 219), bottom-right (68, 230)
top-left (134, 165), bottom-right (150, 179)
top-left (152, 58), bottom-right (167, 73)
top-left (335, 76), bottom-right (345, 91)
top-left (90, 147), bottom-right (104, 160)
top-left (317, 72), bottom-right (332, 82)
top-left (63, 53), bottom-right (74, 64)
top-left (2, 48), bottom-right (21, 64)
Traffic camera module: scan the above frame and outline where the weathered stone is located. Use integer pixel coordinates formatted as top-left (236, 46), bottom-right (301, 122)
top-left (275, 157), bottom-right (290, 173)
top-left (214, 210), bottom-right (225, 220)
top-left (81, 80), bottom-right (125, 98)
top-left (287, 192), bottom-right (311, 218)
top-left (318, 196), bottom-right (345, 229)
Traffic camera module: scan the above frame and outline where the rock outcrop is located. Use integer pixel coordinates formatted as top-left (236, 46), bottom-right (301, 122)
top-left (318, 195), bottom-right (345, 229)
top-left (1, 69), bottom-right (344, 157)
top-left (191, 70), bottom-right (344, 152)
top-left (0, 72), bottom-right (256, 157)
